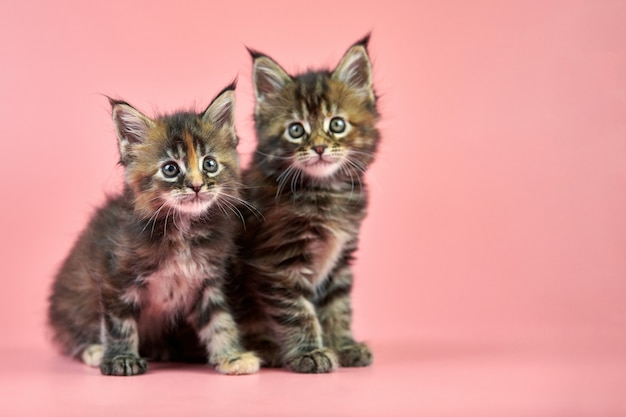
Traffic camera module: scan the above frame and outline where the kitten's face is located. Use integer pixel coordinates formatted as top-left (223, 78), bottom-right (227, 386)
top-left (251, 37), bottom-right (379, 183)
top-left (111, 86), bottom-right (240, 219)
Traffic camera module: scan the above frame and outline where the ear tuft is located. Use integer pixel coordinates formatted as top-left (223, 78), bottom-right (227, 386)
top-left (246, 47), bottom-right (265, 61)
top-left (353, 32), bottom-right (371, 49)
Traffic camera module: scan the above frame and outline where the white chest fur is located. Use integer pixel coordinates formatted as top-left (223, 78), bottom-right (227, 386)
top-left (124, 246), bottom-right (213, 334)
top-left (307, 226), bottom-right (351, 287)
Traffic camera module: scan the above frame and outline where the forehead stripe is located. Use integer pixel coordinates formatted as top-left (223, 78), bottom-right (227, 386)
top-left (184, 132), bottom-right (199, 171)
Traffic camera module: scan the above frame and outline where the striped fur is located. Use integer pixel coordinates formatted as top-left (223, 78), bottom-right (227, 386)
top-left (231, 36), bottom-right (379, 373)
top-left (48, 84), bottom-right (260, 376)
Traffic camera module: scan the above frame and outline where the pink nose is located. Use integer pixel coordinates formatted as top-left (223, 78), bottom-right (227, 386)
top-left (188, 184), bottom-right (202, 193)
top-left (313, 145), bottom-right (326, 155)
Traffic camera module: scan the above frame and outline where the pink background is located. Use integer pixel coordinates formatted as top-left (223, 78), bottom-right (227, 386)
top-left (1, 1), bottom-right (625, 415)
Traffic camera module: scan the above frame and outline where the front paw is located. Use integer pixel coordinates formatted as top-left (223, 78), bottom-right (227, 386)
top-left (214, 352), bottom-right (261, 375)
top-left (285, 348), bottom-right (338, 373)
top-left (100, 354), bottom-right (148, 376)
top-left (337, 342), bottom-right (373, 367)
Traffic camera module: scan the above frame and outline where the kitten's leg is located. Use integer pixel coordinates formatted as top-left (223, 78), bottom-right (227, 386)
top-left (195, 282), bottom-right (260, 375)
top-left (237, 317), bottom-right (282, 367)
top-left (318, 266), bottom-right (373, 367)
top-left (99, 307), bottom-right (147, 376)
top-left (260, 278), bottom-right (338, 373)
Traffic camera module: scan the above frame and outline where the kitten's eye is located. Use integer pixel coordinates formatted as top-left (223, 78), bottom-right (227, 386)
top-left (203, 157), bottom-right (219, 174)
top-left (329, 117), bottom-right (346, 134)
top-left (287, 122), bottom-right (305, 140)
top-left (162, 162), bottom-right (180, 178)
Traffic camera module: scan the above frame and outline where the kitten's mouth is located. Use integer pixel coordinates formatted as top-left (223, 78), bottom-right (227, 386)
top-left (306, 155), bottom-right (336, 166)
top-left (180, 193), bottom-right (210, 203)
top-left (308, 160), bottom-right (332, 167)
top-left (301, 157), bottom-right (341, 178)
top-left (172, 192), bottom-right (217, 215)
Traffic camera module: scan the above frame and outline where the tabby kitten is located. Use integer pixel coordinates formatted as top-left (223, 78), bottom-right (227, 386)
top-left (48, 84), bottom-right (260, 376)
top-left (233, 36), bottom-right (380, 373)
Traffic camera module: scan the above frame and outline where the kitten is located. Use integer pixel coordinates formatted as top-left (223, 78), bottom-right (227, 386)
top-left (232, 36), bottom-right (380, 373)
top-left (48, 83), bottom-right (260, 376)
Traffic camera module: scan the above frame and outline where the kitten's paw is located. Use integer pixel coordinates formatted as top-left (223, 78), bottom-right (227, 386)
top-left (81, 344), bottom-right (104, 367)
top-left (214, 352), bottom-right (260, 375)
top-left (285, 348), bottom-right (338, 373)
top-left (100, 354), bottom-right (148, 376)
top-left (337, 342), bottom-right (373, 367)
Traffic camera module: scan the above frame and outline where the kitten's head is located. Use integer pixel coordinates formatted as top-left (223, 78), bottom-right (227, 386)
top-left (250, 35), bottom-right (379, 183)
top-left (111, 83), bottom-right (241, 219)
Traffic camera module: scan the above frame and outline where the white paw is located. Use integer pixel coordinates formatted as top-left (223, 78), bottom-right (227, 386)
top-left (215, 352), bottom-right (261, 375)
top-left (81, 344), bottom-right (104, 367)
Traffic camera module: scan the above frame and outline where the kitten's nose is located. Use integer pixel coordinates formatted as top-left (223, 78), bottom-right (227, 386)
top-left (313, 145), bottom-right (326, 155)
top-left (188, 184), bottom-right (202, 193)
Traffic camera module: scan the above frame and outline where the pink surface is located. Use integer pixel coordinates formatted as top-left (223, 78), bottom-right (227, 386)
top-left (1, 1), bottom-right (625, 416)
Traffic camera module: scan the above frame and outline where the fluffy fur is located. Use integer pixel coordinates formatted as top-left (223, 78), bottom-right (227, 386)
top-left (48, 84), bottom-right (260, 376)
top-left (231, 36), bottom-right (380, 373)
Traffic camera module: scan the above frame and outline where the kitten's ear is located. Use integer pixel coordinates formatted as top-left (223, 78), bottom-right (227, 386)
top-left (202, 82), bottom-right (236, 132)
top-left (332, 36), bottom-right (374, 101)
top-left (249, 49), bottom-right (291, 101)
top-left (110, 98), bottom-right (155, 162)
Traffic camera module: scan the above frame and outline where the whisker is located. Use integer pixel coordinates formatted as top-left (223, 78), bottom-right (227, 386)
top-left (254, 150), bottom-right (293, 160)
top-left (342, 160), bottom-right (364, 201)
top-left (290, 167), bottom-right (303, 195)
top-left (344, 156), bottom-right (368, 174)
top-left (149, 204), bottom-right (167, 237)
top-left (220, 193), bottom-right (265, 222)
top-left (275, 163), bottom-right (295, 184)
top-left (219, 197), bottom-right (246, 228)
top-left (172, 207), bottom-right (181, 230)
top-left (341, 164), bottom-right (356, 200)
top-left (215, 200), bottom-right (230, 220)
top-left (276, 163), bottom-right (299, 199)
top-left (348, 149), bottom-right (375, 159)
top-left (163, 206), bottom-right (174, 237)
top-left (348, 155), bottom-right (382, 192)
top-left (140, 202), bottom-right (165, 236)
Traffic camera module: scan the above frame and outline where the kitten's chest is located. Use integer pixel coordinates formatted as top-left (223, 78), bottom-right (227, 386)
top-left (129, 245), bottom-right (213, 318)
top-left (306, 225), bottom-right (353, 287)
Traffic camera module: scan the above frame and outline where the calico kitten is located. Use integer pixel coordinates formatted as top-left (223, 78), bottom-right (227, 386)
top-left (48, 84), bottom-right (260, 376)
top-left (232, 36), bottom-right (380, 373)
